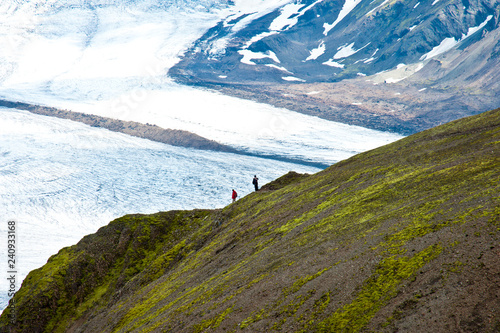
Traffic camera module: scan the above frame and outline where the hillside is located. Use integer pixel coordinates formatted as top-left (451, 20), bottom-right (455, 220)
top-left (170, 0), bottom-right (500, 134)
top-left (1, 108), bottom-right (499, 332)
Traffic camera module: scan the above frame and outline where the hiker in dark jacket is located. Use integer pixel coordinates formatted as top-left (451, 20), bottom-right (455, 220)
top-left (252, 175), bottom-right (259, 191)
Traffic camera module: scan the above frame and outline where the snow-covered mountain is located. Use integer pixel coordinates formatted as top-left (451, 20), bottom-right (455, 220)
top-left (173, 0), bottom-right (500, 84)
top-left (0, 0), bottom-right (405, 312)
top-left (171, 0), bottom-right (500, 134)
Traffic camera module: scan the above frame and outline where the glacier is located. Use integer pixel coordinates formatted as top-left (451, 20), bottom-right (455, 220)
top-left (0, 0), bottom-right (404, 312)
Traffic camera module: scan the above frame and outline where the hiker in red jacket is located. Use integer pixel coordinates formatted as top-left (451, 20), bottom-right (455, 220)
top-left (232, 189), bottom-right (238, 203)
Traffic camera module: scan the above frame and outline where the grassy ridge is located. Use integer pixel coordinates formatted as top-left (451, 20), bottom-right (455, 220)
top-left (1, 109), bottom-right (499, 332)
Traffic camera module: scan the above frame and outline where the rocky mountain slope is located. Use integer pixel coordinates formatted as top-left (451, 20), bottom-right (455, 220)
top-left (1, 108), bottom-right (498, 332)
top-left (170, 0), bottom-right (500, 134)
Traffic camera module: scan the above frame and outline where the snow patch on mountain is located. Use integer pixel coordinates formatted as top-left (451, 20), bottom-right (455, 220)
top-left (323, 0), bottom-right (362, 35)
top-left (282, 76), bottom-right (306, 82)
top-left (366, 0), bottom-right (390, 16)
top-left (270, 2), bottom-right (305, 31)
top-left (420, 15), bottom-right (493, 61)
top-left (236, 0), bottom-right (324, 64)
top-left (238, 49), bottom-right (280, 65)
top-left (306, 41), bottom-right (326, 61)
top-left (269, 0), bottom-right (324, 31)
top-left (323, 59), bottom-right (345, 68)
top-left (332, 42), bottom-right (370, 60)
top-left (370, 62), bottom-right (425, 84)
top-left (221, 0), bottom-right (293, 35)
top-left (266, 64), bottom-right (293, 73)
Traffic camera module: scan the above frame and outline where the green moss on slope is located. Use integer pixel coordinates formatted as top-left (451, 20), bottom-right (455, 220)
top-left (317, 245), bottom-right (442, 332)
top-left (1, 109), bottom-right (499, 333)
top-left (0, 210), bottom-right (215, 332)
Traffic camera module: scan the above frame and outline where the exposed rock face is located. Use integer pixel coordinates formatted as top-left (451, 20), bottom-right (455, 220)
top-left (170, 0), bottom-right (500, 134)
